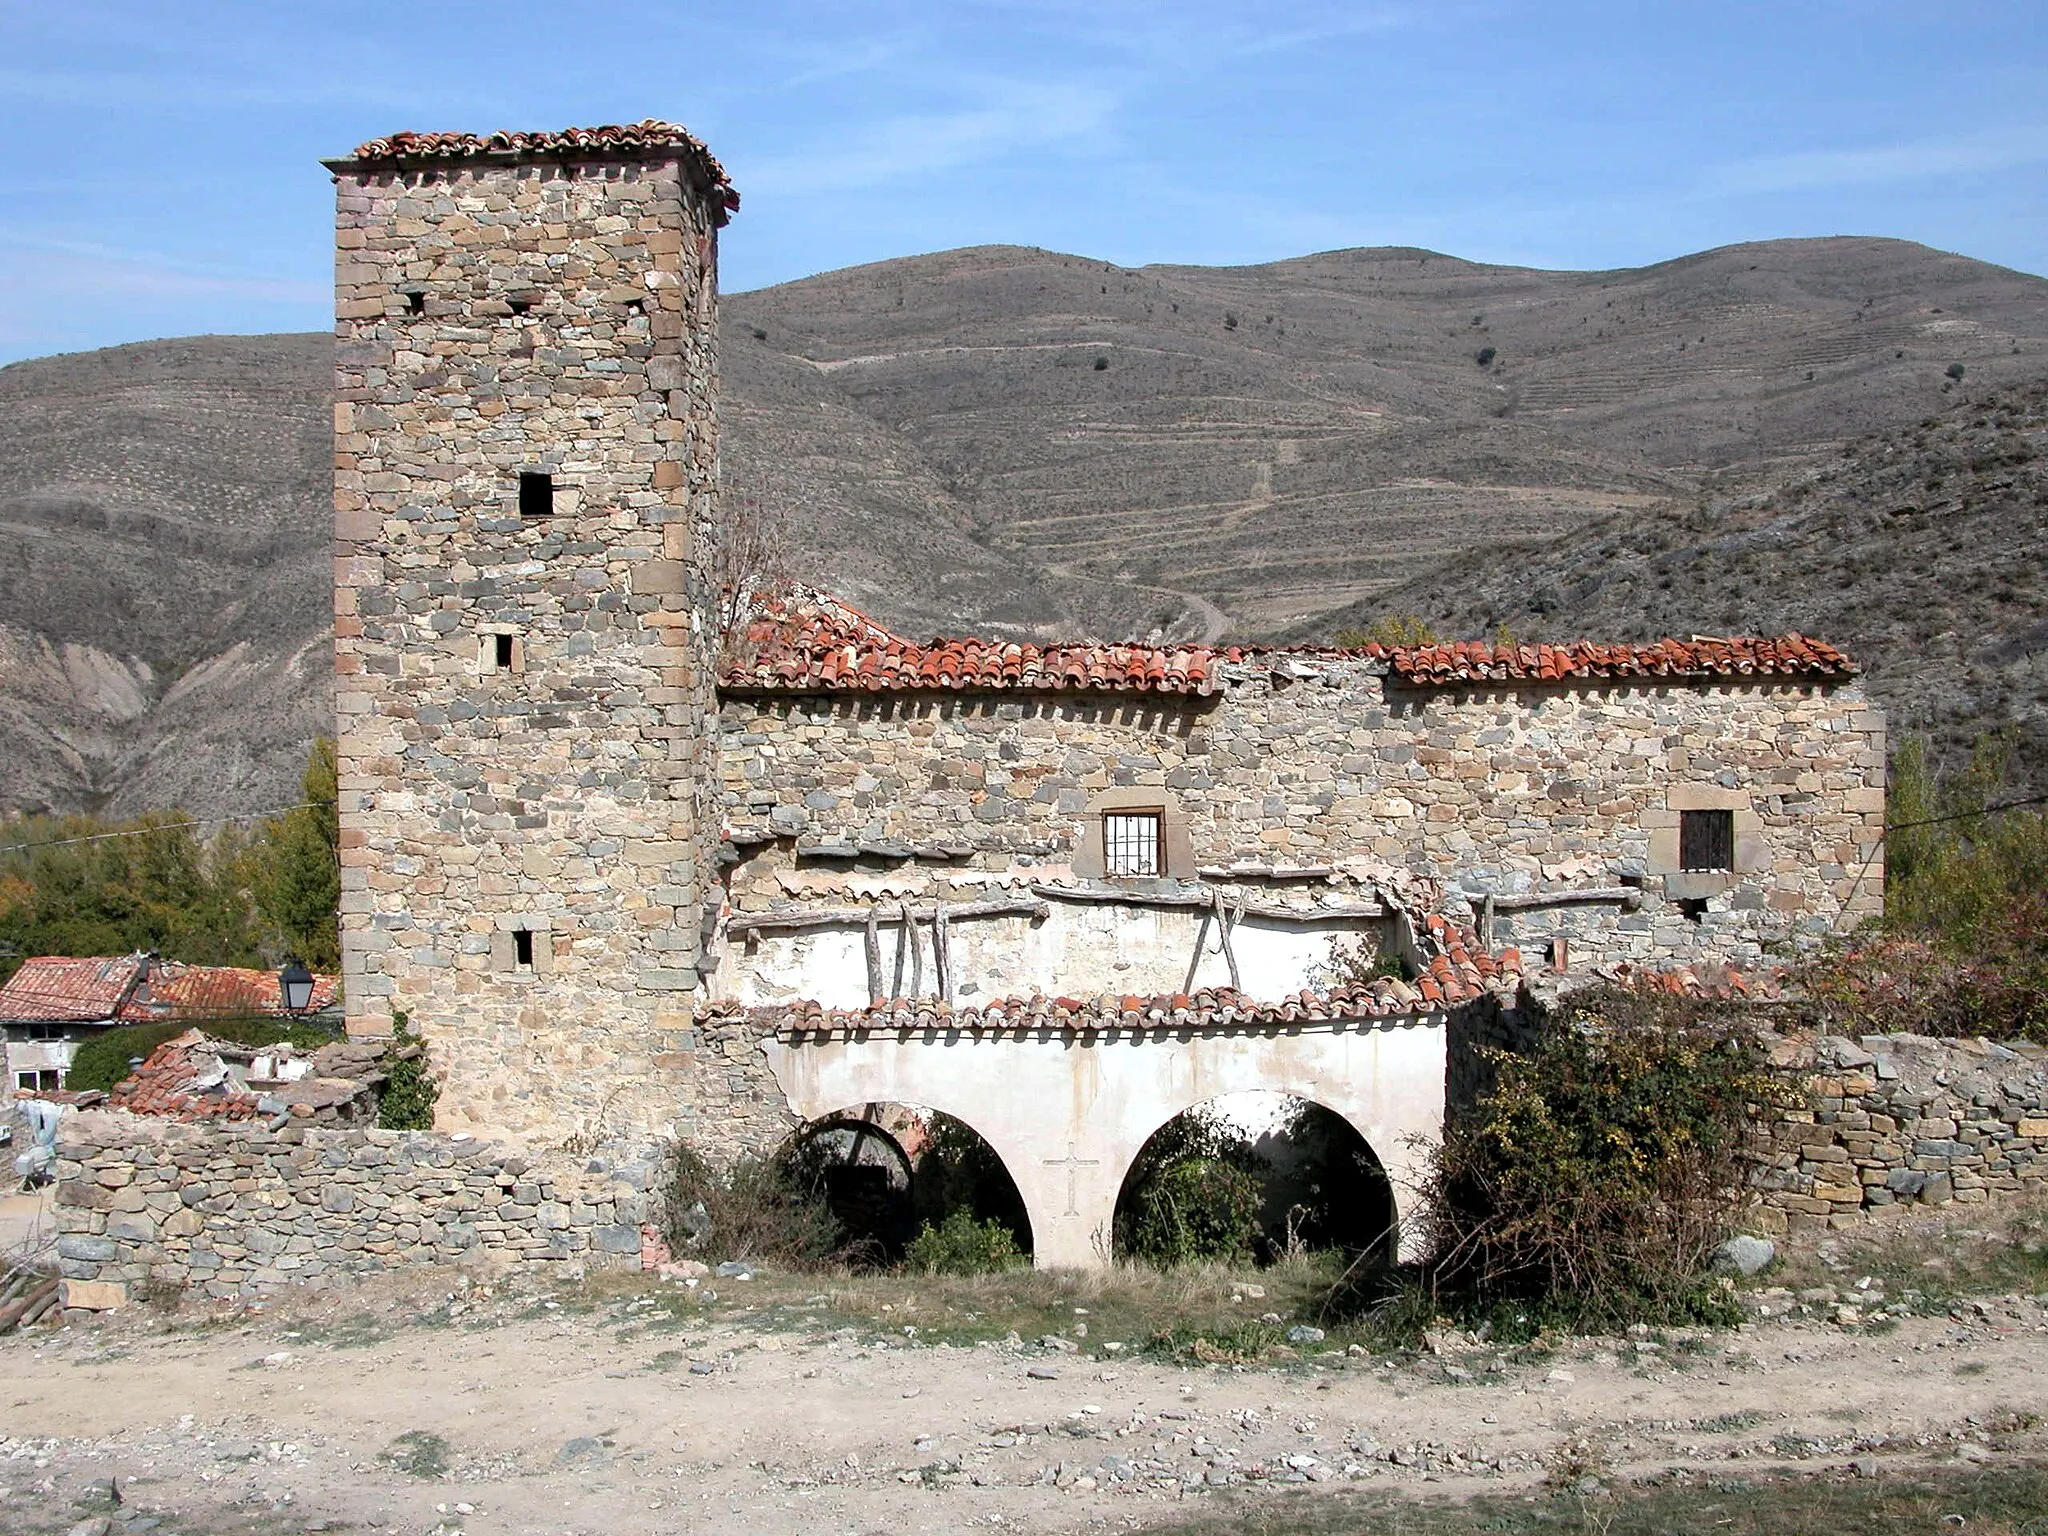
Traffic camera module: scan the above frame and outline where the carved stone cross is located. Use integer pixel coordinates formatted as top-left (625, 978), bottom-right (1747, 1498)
top-left (1043, 1143), bottom-right (1101, 1216)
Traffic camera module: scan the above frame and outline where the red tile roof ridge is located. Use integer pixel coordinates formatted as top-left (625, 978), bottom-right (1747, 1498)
top-left (725, 956), bottom-right (1524, 1033)
top-left (334, 121), bottom-right (738, 211)
top-left (723, 585), bottom-right (1231, 697)
top-left (720, 589), bottom-right (1855, 696)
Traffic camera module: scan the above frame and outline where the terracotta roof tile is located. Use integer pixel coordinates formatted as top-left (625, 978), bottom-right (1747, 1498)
top-left (335, 121), bottom-right (738, 212)
top-left (1386, 634), bottom-right (1856, 687)
top-left (0, 956), bottom-right (141, 1023)
top-left (1593, 959), bottom-right (1788, 1001)
top-left (0, 954), bottom-right (338, 1026)
top-left (719, 590), bottom-right (1856, 698)
top-left (722, 589), bottom-right (1227, 697)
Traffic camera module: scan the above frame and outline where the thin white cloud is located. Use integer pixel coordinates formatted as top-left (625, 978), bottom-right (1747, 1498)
top-left (1710, 126), bottom-right (2048, 195)
top-left (0, 233), bottom-right (324, 305)
top-left (740, 78), bottom-right (1120, 196)
top-left (0, 65), bottom-right (474, 114)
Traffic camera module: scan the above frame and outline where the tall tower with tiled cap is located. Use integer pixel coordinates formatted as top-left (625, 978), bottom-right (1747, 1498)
top-left (324, 123), bottom-right (736, 1142)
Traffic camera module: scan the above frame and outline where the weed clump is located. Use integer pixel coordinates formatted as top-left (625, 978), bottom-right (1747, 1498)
top-left (1422, 987), bottom-right (1790, 1332)
top-left (659, 1142), bottom-right (845, 1270)
top-left (904, 1210), bottom-right (1025, 1276)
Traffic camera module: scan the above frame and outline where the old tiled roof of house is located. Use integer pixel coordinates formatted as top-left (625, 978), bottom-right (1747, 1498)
top-left (336, 121), bottom-right (739, 211)
top-left (723, 589), bottom-right (1227, 696)
top-left (0, 954), bottom-right (338, 1026)
top-left (1384, 634), bottom-right (1857, 686)
top-left (719, 589), bottom-right (1856, 697)
top-left (121, 962), bottom-right (340, 1022)
top-left (0, 956), bottom-right (140, 1023)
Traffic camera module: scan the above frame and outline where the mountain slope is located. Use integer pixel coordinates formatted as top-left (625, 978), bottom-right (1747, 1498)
top-left (1304, 379), bottom-right (2048, 791)
top-left (1, 235), bottom-right (2045, 818)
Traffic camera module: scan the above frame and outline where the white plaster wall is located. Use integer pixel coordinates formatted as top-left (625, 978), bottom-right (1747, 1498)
top-left (718, 904), bottom-right (1383, 1009)
top-left (764, 1018), bottom-right (1445, 1269)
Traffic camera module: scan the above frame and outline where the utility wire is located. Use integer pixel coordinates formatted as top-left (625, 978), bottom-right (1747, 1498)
top-left (1880, 792), bottom-right (2048, 833)
top-left (0, 804), bottom-right (322, 858)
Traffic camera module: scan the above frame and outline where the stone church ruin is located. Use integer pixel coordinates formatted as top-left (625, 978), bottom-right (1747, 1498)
top-left (314, 121), bottom-right (1885, 1272)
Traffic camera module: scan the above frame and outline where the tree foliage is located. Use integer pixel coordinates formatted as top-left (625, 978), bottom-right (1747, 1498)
top-left (0, 812), bottom-right (265, 981)
top-left (1115, 1110), bottom-right (1264, 1267)
top-left (253, 737), bottom-right (341, 970)
top-left (0, 740), bottom-right (342, 981)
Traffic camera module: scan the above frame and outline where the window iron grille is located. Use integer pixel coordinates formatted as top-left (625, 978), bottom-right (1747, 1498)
top-left (1679, 808), bottom-right (1735, 872)
top-left (1103, 811), bottom-right (1164, 878)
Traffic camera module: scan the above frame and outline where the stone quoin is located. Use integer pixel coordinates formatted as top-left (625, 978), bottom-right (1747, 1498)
top-left (319, 119), bottom-right (1886, 1270)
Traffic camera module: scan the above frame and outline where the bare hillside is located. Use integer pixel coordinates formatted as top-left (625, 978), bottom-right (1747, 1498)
top-left (1305, 379), bottom-right (2048, 791)
top-left (0, 235), bottom-right (2044, 818)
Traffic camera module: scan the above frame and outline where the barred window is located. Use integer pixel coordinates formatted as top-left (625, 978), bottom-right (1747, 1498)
top-left (1103, 811), bottom-right (1164, 878)
top-left (1679, 808), bottom-right (1735, 872)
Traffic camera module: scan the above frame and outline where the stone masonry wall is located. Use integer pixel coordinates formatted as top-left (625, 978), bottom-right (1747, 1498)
top-left (331, 148), bottom-right (726, 1145)
top-left (716, 661), bottom-right (1885, 980)
top-left (49, 1110), bottom-right (659, 1306)
top-left (1753, 1032), bottom-right (2048, 1234)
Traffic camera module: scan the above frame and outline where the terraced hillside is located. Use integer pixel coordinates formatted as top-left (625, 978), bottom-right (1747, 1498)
top-left (726, 236), bottom-right (2048, 634)
top-left (0, 235), bottom-right (2044, 818)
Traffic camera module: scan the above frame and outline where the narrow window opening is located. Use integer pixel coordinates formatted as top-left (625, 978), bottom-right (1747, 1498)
top-left (519, 472), bottom-right (554, 518)
top-left (1103, 811), bottom-right (1164, 878)
top-left (513, 929), bottom-right (535, 968)
top-left (493, 633), bottom-right (514, 669)
top-left (625, 297), bottom-right (645, 315)
top-left (403, 290), bottom-right (426, 315)
top-left (1676, 897), bottom-right (1710, 923)
top-left (1679, 808), bottom-right (1735, 872)
top-left (508, 295), bottom-right (535, 316)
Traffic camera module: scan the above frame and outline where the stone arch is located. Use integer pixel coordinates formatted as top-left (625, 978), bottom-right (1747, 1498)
top-left (783, 1100), bottom-right (1035, 1261)
top-left (1110, 1089), bottom-right (1400, 1265)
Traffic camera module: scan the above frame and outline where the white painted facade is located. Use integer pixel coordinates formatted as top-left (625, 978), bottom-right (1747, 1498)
top-left (763, 1016), bottom-right (1446, 1268)
top-left (718, 897), bottom-right (1388, 1011)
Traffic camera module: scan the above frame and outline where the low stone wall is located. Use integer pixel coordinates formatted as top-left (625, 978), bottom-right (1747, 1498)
top-left (50, 1110), bottom-right (657, 1308)
top-left (1753, 1032), bottom-right (2048, 1233)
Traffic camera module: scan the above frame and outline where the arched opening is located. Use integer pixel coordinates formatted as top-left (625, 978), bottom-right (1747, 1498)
top-left (780, 1103), bottom-right (1032, 1267)
top-left (1111, 1092), bottom-right (1395, 1269)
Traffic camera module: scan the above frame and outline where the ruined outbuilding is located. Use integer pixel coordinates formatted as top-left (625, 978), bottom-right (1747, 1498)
top-left (324, 120), bottom-right (1885, 1266)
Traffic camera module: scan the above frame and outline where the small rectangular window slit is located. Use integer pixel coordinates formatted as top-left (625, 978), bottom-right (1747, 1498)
top-left (493, 633), bottom-right (514, 669)
top-left (403, 290), bottom-right (426, 315)
top-left (508, 296), bottom-right (534, 316)
top-left (519, 472), bottom-right (553, 517)
top-left (513, 929), bottom-right (534, 968)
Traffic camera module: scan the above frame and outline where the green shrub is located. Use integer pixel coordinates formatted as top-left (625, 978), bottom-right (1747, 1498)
top-left (1423, 987), bottom-right (1788, 1329)
top-left (1120, 1153), bottom-right (1263, 1267)
top-left (904, 1210), bottom-right (1025, 1275)
top-left (376, 1014), bottom-right (439, 1130)
top-left (912, 1111), bottom-right (1032, 1251)
top-left (66, 1014), bottom-right (336, 1095)
top-left (660, 1142), bottom-right (845, 1269)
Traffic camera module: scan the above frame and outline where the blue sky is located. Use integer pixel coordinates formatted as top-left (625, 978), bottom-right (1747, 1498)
top-left (0, 0), bottom-right (2044, 364)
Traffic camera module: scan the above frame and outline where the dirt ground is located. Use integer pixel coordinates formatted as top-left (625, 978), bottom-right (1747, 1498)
top-left (3, 1216), bottom-right (2047, 1536)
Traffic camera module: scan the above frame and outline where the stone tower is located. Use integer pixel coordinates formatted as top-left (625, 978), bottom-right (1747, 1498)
top-left (325, 123), bottom-right (737, 1142)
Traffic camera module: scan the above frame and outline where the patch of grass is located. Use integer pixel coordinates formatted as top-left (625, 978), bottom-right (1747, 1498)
top-left (1133, 1461), bottom-right (2048, 1536)
top-left (377, 1430), bottom-right (451, 1480)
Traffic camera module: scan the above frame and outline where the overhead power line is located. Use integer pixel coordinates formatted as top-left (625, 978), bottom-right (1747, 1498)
top-left (0, 804), bottom-right (321, 858)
